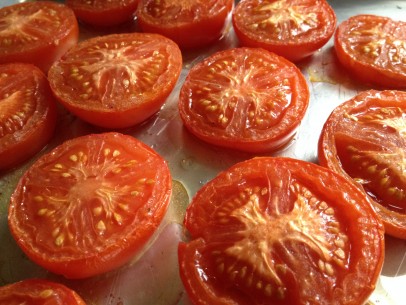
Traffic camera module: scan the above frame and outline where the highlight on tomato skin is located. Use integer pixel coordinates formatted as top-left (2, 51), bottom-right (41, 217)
top-left (8, 132), bottom-right (172, 279)
top-left (178, 47), bottom-right (310, 153)
top-left (179, 157), bottom-right (385, 305)
top-left (318, 89), bottom-right (406, 239)
top-left (232, 0), bottom-right (337, 62)
top-left (0, 278), bottom-right (87, 305)
top-left (0, 63), bottom-right (57, 172)
top-left (0, 1), bottom-right (79, 73)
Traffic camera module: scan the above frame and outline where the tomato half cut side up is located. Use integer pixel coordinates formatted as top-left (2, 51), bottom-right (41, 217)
top-left (334, 14), bottom-right (406, 89)
top-left (0, 278), bottom-right (86, 305)
top-left (178, 47), bottom-right (309, 153)
top-left (0, 1), bottom-right (79, 73)
top-left (136, 0), bottom-right (234, 49)
top-left (318, 89), bottom-right (406, 239)
top-left (66, 0), bottom-right (139, 27)
top-left (8, 132), bottom-right (172, 279)
top-left (48, 33), bottom-right (182, 129)
top-left (179, 157), bottom-right (384, 305)
top-left (232, 0), bottom-right (337, 62)
top-left (0, 63), bottom-right (57, 172)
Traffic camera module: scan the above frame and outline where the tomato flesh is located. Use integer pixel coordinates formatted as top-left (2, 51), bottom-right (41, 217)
top-left (318, 90), bottom-right (406, 239)
top-left (232, 0), bottom-right (337, 62)
top-left (0, 1), bottom-right (79, 73)
top-left (0, 63), bottom-right (57, 172)
top-left (178, 47), bottom-right (309, 153)
top-left (8, 132), bottom-right (172, 279)
top-left (179, 157), bottom-right (384, 305)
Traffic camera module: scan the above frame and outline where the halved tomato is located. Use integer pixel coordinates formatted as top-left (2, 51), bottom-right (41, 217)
top-left (66, 0), bottom-right (139, 27)
top-left (318, 89), bottom-right (406, 239)
top-left (178, 47), bottom-right (309, 153)
top-left (0, 63), bottom-right (57, 172)
top-left (8, 132), bottom-right (172, 279)
top-left (179, 157), bottom-right (384, 305)
top-left (136, 0), bottom-right (234, 49)
top-left (0, 1), bottom-right (79, 73)
top-left (48, 33), bottom-right (182, 129)
top-left (0, 279), bottom-right (86, 305)
top-left (334, 14), bottom-right (406, 89)
top-left (232, 0), bottom-right (337, 62)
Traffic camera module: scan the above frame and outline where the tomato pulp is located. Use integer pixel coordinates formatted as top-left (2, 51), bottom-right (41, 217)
top-left (8, 132), bottom-right (172, 279)
top-left (318, 89), bottom-right (406, 239)
top-left (179, 157), bottom-right (384, 305)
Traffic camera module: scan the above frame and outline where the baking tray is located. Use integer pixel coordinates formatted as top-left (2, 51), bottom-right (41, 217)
top-left (0, 0), bottom-right (405, 304)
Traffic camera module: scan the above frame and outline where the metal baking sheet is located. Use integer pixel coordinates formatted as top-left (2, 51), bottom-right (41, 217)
top-left (0, 0), bottom-right (405, 304)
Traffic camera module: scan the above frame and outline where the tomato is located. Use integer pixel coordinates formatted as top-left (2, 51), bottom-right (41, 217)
top-left (178, 47), bottom-right (309, 153)
top-left (0, 63), bottom-right (57, 172)
top-left (334, 14), bottom-right (406, 89)
top-left (318, 90), bottom-right (406, 239)
top-left (232, 0), bottom-right (337, 62)
top-left (48, 33), bottom-right (182, 129)
top-left (66, 0), bottom-right (139, 27)
top-left (0, 1), bottom-right (79, 73)
top-left (0, 278), bottom-right (86, 305)
top-left (179, 157), bottom-right (384, 305)
top-left (136, 0), bottom-right (234, 49)
top-left (8, 132), bottom-right (172, 279)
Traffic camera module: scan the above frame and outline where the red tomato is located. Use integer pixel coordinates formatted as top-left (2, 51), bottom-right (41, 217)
top-left (318, 90), bottom-right (406, 239)
top-left (0, 63), bottom-right (57, 172)
top-left (179, 157), bottom-right (384, 305)
top-left (0, 1), bottom-right (79, 73)
top-left (66, 0), bottom-right (139, 27)
top-left (232, 0), bottom-right (337, 62)
top-left (178, 47), bottom-right (309, 153)
top-left (48, 33), bottom-right (182, 129)
top-left (0, 279), bottom-right (86, 305)
top-left (335, 14), bottom-right (406, 89)
top-left (136, 0), bottom-right (234, 49)
top-left (8, 132), bottom-right (172, 279)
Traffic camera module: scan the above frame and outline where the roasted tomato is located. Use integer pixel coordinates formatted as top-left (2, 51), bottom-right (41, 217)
top-left (318, 89), bottom-right (406, 239)
top-left (0, 63), bottom-right (57, 172)
top-left (178, 47), bottom-right (309, 153)
top-left (0, 1), bottom-right (79, 73)
top-left (232, 0), bottom-right (337, 62)
top-left (48, 33), bottom-right (182, 129)
top-left (66, 0), bottom-right (139, 27)
top-left (179, 157), bottom-right (384, 305)
top-left (335, 14), bottom-right (406, 89)
top-left (136, 0), bottom-right (234, 49)
top-left (0, 279), bottom-right (86, 305)
top-left (8, 132), bottom-right (172, 279)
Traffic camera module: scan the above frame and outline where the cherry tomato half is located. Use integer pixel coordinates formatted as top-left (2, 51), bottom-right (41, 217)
top-left (0, 1), bottom-right (79, 73)
top-left (178, 47), bottom-right (309, 153)
top-left (179, 157), bottom-right (384, 305)
top-left (8, 132), bottom-right (172, 279)
top-left (318, 89), bottom-right (406, 239)
top-left (0, 63), bottom-right (57, 172)
top-left (334, 14), bottom-right (406, 89)
top-left (232, 0), bottom-right (337, 62)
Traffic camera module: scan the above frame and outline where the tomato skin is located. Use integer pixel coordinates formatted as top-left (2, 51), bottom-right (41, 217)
top-left (318, 90), bottom-right (406, 239)
top-left (232, 0), bottom-right (337, 62)
top-left (48, 33), bottom-right (182, 129)
top-left (8, 132), bottom-right (172, 279)
top-left (136, 0), bottom-right (234, 49)
top-left (334, 14), bottom-right (406, 89)
top-left (0, 63), bottom-right (57, 172)
top-left (0, 1), bottom-right (79, 73)
top-left (178, 47), bottom-right (309, 153)
top-left (179, 157), bottom-right (384, 305)
top-left (0, 279), bottom-right (86, 305)
top-left (66, 0), bottom-right (139, 27)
